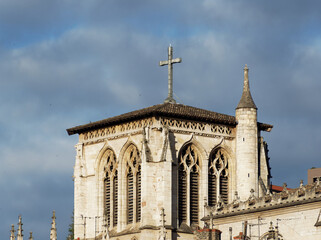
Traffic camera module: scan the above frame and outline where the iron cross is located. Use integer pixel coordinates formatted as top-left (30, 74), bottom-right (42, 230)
top-left (159, 45), bottom-right (182, 104)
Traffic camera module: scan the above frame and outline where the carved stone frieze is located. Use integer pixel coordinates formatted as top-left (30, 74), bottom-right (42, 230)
top-left (82, 118), bottom-right (154, 142)
top-left (160, 117), bottom-right (233, 137)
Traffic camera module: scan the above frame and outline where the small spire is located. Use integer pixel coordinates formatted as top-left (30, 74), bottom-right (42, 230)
top-left (102, 214), bottom-right (109, 240)
top-left (236, 64), bottom-right (257, 109)
top-left (28, 232), bottom-right (33, 240)
top-left (234, 191), bottom-right (239, 201)
top-left (269, 221), bottom-right (274, 231)
top-left (159, 208), bottom-right (167, 240)
top-left (17, 216), bottom-right (23, 240)
top-left (282, 183), bottom-right (287, 190)
top-left (50, 211), bottom-right (57, 240)
top-left (10, 224), bottom-right (15, 240)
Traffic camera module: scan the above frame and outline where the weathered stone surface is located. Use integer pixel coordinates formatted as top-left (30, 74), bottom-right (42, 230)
top-left (69, 64), bottom-right (321, 240)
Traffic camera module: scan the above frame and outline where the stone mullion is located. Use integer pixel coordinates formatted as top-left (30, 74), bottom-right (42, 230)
top-left (110, 175), bottom-right (114, 228)
top-left (186, 170), bottom-right (191, 225)
top-left (119, 165), bottom-right (126, 231)
top-left (201, 158), bottom-right (208, 225)
top-left (216, 171), bottom-right (221, 203)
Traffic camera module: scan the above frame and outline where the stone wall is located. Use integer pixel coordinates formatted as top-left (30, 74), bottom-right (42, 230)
top-left (73, 111), bottom-right (270, 239)
top-left (204, 182), bottom-right (321, 239)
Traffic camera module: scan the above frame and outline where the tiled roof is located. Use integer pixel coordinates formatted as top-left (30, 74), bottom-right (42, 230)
top-left (270, 185), bottom-right (292, 192)
top-left (66, 103), bottom-right (273, 135)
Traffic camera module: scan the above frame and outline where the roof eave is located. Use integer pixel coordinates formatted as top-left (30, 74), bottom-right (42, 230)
top-left (66, 109), bottom-right (237, 136)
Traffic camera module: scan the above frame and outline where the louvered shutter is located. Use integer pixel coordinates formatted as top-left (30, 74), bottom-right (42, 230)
top-left (127, 170), bottom-right (134, 224)
top-left (104, 172), bottom-right (111, 225)
top-left (190, 171), bottom-right (199, 225)
top-left (113, 172), bottom-right (118, 225)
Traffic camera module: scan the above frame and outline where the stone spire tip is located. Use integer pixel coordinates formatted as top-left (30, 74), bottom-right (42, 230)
top-left (236, 64), bottom-right (257, 110)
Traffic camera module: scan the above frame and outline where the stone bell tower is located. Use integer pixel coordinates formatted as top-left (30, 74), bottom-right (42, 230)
top-left (67, 46), bottom-right (273, 239)
top-left (235, 65), bottom-right (259, 200)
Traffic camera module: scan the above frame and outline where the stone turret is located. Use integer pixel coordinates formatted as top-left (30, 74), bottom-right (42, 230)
top-left (50, 211), bottom-right (57, 240)
top-left (235, 65), bottom-right (259, 200)
top-left (17, 216), bottom-right (23, 240)
top-left (28, 232), bottom-right (33, 240)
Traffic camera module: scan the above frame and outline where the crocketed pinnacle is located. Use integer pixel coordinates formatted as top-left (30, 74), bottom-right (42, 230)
top-left (50, 211), bottom-right (57, 240)
top-left (10, 224), bottom-right (15, 240)
top-left (29, 232), bottom-right (33, 240)
top-left (17, 215), bottom-right (23, 240)
top-left (236, 64), bottom-right (257, 109)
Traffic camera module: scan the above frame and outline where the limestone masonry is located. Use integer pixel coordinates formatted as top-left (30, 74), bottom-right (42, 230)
top-left (67, 47), bottom-right (321, 240)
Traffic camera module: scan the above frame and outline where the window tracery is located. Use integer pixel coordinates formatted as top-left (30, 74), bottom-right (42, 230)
top-left (208, 149), bottom-right (229, 205)
top-left (103, 149), bottom-right (118, 227)
top-left (125, 144), bottom-right (141, 224)
top-left (178, 144), bottom-right (200, 226)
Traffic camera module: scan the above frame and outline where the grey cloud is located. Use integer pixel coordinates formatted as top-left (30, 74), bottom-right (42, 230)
top-left (2, 1), bottom-right (321, 239)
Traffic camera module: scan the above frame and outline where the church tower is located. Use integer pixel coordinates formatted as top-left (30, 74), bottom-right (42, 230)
top-left (67, 48), bottom-right (272, 240)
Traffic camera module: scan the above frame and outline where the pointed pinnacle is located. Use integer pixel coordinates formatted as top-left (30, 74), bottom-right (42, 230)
top-left (236, 64), bottom-right (257, 109)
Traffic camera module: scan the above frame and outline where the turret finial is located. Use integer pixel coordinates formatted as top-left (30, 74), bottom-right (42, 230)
top-left (236, 64), bottom-right (257, 109)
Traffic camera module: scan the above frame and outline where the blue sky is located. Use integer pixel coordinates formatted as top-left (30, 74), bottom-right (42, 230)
top-left (2, 1), bottom-right (321, 239)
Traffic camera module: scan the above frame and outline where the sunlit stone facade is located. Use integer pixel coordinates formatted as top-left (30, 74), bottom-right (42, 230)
top-left (67, 64), bottom-right (321, 239)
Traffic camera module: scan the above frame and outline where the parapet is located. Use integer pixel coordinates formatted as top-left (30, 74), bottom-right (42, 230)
top-left (203, 180), bottom-right (321, 220)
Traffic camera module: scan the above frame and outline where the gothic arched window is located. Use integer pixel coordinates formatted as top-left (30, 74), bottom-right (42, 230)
top-left (178, 144), bottom-right (200, 226)
top-left (208, 149), bottom-right (229, 205)
top-left (104, 149), bottom-right (118, 227)
top-left (125, 145), bottom-right (141, 224)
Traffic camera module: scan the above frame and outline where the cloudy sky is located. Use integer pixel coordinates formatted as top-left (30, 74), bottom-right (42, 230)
top-left (2, 0), bottom-right (321, 239)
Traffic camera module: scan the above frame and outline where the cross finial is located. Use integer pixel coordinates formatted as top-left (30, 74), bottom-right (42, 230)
top-left (159, 45), bottom-right (182, 104)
